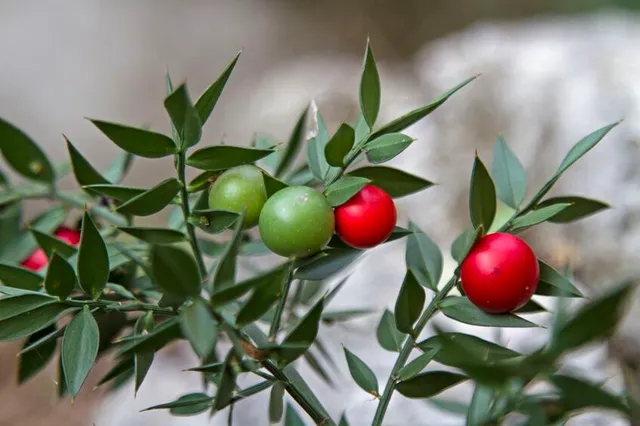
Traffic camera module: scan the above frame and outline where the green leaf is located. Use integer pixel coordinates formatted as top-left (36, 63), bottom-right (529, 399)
top-left (365, 133), bottom-right (414, 164)
top-left (377, 309), bottom-right (405, 352)
top-left (65, 136), bottom-right (108, 186)
top-left (164, 83), bottom-right (202, 149)
top-left (550, 282), bottom-right (633, 355)
top-left (324, 123), bottom-right (355, 167)
top-left (369, 75), bottom-right (477, 139)
top-left (439, 297), bottom-right (538, 328)
top-left (190, 208), bottom-right (238, 234)
top-left (90, 119), bottom-right (176, 158)
top-left (324, 177), bottom-right (370, 207)
top-left (253, 133), bottom-right (280, 172)
top-left (0, 117), bottom-right (54, 183)
top-left (307, 108), bottom-right (336, 181)
top-left (343, 347), bottom-right (379, 397)
top-left (212, 264), bottom-right (285, 307)
top-left (406, 221), bottom-right (442, 291)
top-left (116, 178), bottom-right (182, 216)
top-left (118, 318), bottom-right (182, 355)
top-left (143, 392), bottom-right (213, 413)
top-left (151, 245), bottom-right (201, 297)
top-left (0, 263), bottom-right (43, 290)
top-left (117, 226), bottom-right (186, 244)
top-left (491, 135), bottom-right (526, 209)
top-left (276, 107), bottom-right (309, 177)
top-left (509, 203), bottom-right (572, 233)
top-left (281, 297), bottom-right (325, 363)
top-left (359, 39), bottom-right (381, 128)
top-left (321, 309), bottom-right (374, 325)
top-left (294, 249), bottom-right (362, 281)
top-left (77, 212), bottom-right (109, 299)
top-left (282, 364), bottom-right (332, 420)
top-left (44, 253), bottom-right (77, 299)
top-left (180, 300), bottom-right (217, 358)
top-left (186, 359), bottom-right (260, 374)
top-left (0, 304), bottom-right (74, 342)
top-left (210, 213), bottom-right (244, 292)
top-left (235, 263), bottom-right (290, 326)
top-left (195, 51), bottom-right (241, 125)
top-left (0, 294), bottom-right (56, 321)
top-left (62, 307), bottom-right (99, 397)
top-left (397, 349), bottom-right (439, 381)
top-left (83, 184), bottom-right (145, 202)
top-left (269, 381), bottom-right (286, 423)
top-left (304, 350), bottom-right (334, 386)
top-left (213, 353), bottom-right (237, 410)
top-left (550, 374), bottom-right (630, 414)
top-left (18, 326), bottom-right (57, 384)
top-left (134, 351), bottom-right (153, 395)
top-left (187, 170), bottom-right (219, 193)
top-left (31, 229), bottom-right (76, 258)
top-left (186, 145), bottom-right (274, 171)
top-left (469, 154), bottom-right (496, 231)
top-left (103, 151), bottom-right (134, 184)
top-left (467, 384), bottom-right (495, 426)
top-left (418, 333), bottom-right (520, 368)
top-left (285, 404), bottom-right (305, 426)
top-left (450, 227), bottom-right (482, 263)
top-left (514, 299), bottom-right (547, 314)
top-left (536, 260), bottom-right (583, 297)
top-left (19, 324), bottom-right (62, 355)
top-left (427, 398), bottom-right (469, 415)
top-left (348, 166), bottom-right (434, 198)
top-left (395, 270), bottom-right (426, 335)
top-left (396, 371), bottom-right (468, 399)
top-left (536, 196), bottom-right (609, 223)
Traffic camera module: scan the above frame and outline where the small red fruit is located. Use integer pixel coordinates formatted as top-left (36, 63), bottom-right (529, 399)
top-left (460, 232), bottom-right (539, 314)
top-left (20, 226), bottom-right (81, 272)
top-left (334, 184), bottom-right (397, 249)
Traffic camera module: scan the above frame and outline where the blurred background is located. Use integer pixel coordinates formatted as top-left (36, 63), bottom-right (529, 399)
top-left (2, 0), bottom-right (640, 425)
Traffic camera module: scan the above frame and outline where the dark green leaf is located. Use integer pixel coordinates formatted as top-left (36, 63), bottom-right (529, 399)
top-left (324, 123), bottom-right (355, 167)
top-left (190, 208), bottom-right (238, 234)
top-left (187, 146), bottom-right (274, 171)
top-left (213, 353), bottom-right (237, 410)
top-left (96, 357), bottom-right (133, 387)
top-left (324, 176), bottom-right (370, 207)
top-left (0, 294), bottom-right (56, 321)
top-left (164, 83), bottom-right (202, 149)
top-left (395, 270), bottom-right (425, 335)
top-left (90, 119), bottom-right (176, 158)
top-left (103, 151), bottom-right (134, 184)
top-left (117, 226), bottom-right (186, 244)
top-left (134, 352), bottom-right (153, 395)
top-left (396, 371), bottom-right (468, 399)
top-left (18, 326), bottom-right (57, 384)
top-left (397, 349), bottom-right (439, 381)
top-left (165, 69), bottom-right (179, 142)
top-left (83, 184), bottom-right (145, 202)
top-left (281, 297), bottom-right (325, 363)
top-left (406, 221), bottom-right (442, 291)
top-left (439, 297), bottom-right (538, 328)
top-left (62, 307), bottom-right (99, 396)
top-left (186, 359), bottom-right (260, 374)
top-left (418, 333), bottom-right (520, 368)
top-left (514, 299), bottom-right (547, 314)
top-left (307, 108), bottom-right (336, 181)
top-left (276, 107), bottom-right (308, 177)
top-left (294, 249), bottom-right (361, 281)
top-left (377, 309), bottom-right (405, 352)
top-left (282, 364), bottom-right (332, 419)
top-left (0, 304), bottom-right (74, 342)
top-left (450, 227), bottom-right (482, 263)
top-left (509, 203), bottom-right (571, 232)
top-left (0, 117), bottom-right (54, 183)
top-left (469, 154), bottom-right (496, 231)
top-left (19, 324), bottom-right (63, 355)
top-left (195, 51), bottom-right (241, 124)
top-left (536, 260), bottom-right (583, 297)
top-left (551, 282), bottom-right (633, 355)
top-left (235, 263), bottom-right (290, 326)
top-left (151, 245), bottom-right (201, 297)
top-left (321, 309), bottom-right (373, 325)
top-left (119, 318), bottom-right (182, 355)
top-left (44, 253), bottom-right (76, 299)
top-left (370, 76), bottom-right (477, 139)
top-left (344, 347), bottom-right (379, 396)
top-left (269, 381), bottom-right (286, 423)
top-left (210, 213), bottom-right (244, 292)
top-left (31, 229), bottom-right (76, 258)
top-left (262, 171), bottom-right (289, 198)
top-left (492, 135), bottom-right (526, 209)
top-left (212, 264), bottom-right (284, 306)
top-left (77, 212), bottom-right (109, 299)
top-left (286, 163), bottom-right (316, 186)
top-left (551, 374), bottom-right (629, 414)
top-left (467, 384), bottom-right (495, 426)
top-left (143, 392), bottom-right (212, 413)
top-left (285, 404), bottom-right (305, 426)
top-left (359, 39), bottom-right (381, 127)
top-left (348, 166), bottom-right (433, 198)
top-left (116, 178), bottom-right (182, 216)
top-left (180, 300), bottom-right (217, 358)
top-left (536, 196), bottom-right (609, 223)
top-left (253, 132), bottom-right (280, 172)
top-left (427, 398), bottom-right (470, 415)
top-left (65, 136), bottom-right (108, 186)
top-left (365, 133), bottom-right (414, 164)
top-left (0, 263), bottom-right (43, 290)
top-left (187, 170), bottom-right (219, 193)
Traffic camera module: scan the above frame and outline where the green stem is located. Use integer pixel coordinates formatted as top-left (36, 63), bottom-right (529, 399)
top-left (65, 299), bottom-right (174, 314)
top-left (372, 275), bottom-right (458, 426)
top-left (175, 153), bottom-right (207, 277)
top-left (268, 263), bottom-right (294, 341)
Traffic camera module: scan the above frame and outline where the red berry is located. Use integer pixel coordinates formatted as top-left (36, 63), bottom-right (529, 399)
top-left (334, 185), bottom-right (397, 249)
top-left (20, 226), bottom-right (81, 272)
top-left (460, 232), bottom-right (539, 314)
top-left (54, 226), bottom-right (81, 246)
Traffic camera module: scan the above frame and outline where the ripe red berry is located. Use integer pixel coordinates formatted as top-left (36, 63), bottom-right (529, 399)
top-left (460, 232), bottom-right (539, 314)
top-left (20, 226), bottom-right (81, 272)
top-left (334, 184), bottom-right (397, 249)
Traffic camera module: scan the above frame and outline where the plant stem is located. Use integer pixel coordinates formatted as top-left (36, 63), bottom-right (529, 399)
top-left (65, 299), bottom-right (174, 314)
top-left (175, 153), bottom-right (207, 277)
top-left (268, 263), bottom-right (294, 341)
top-left (372, 275), bottom-right (458, 426)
